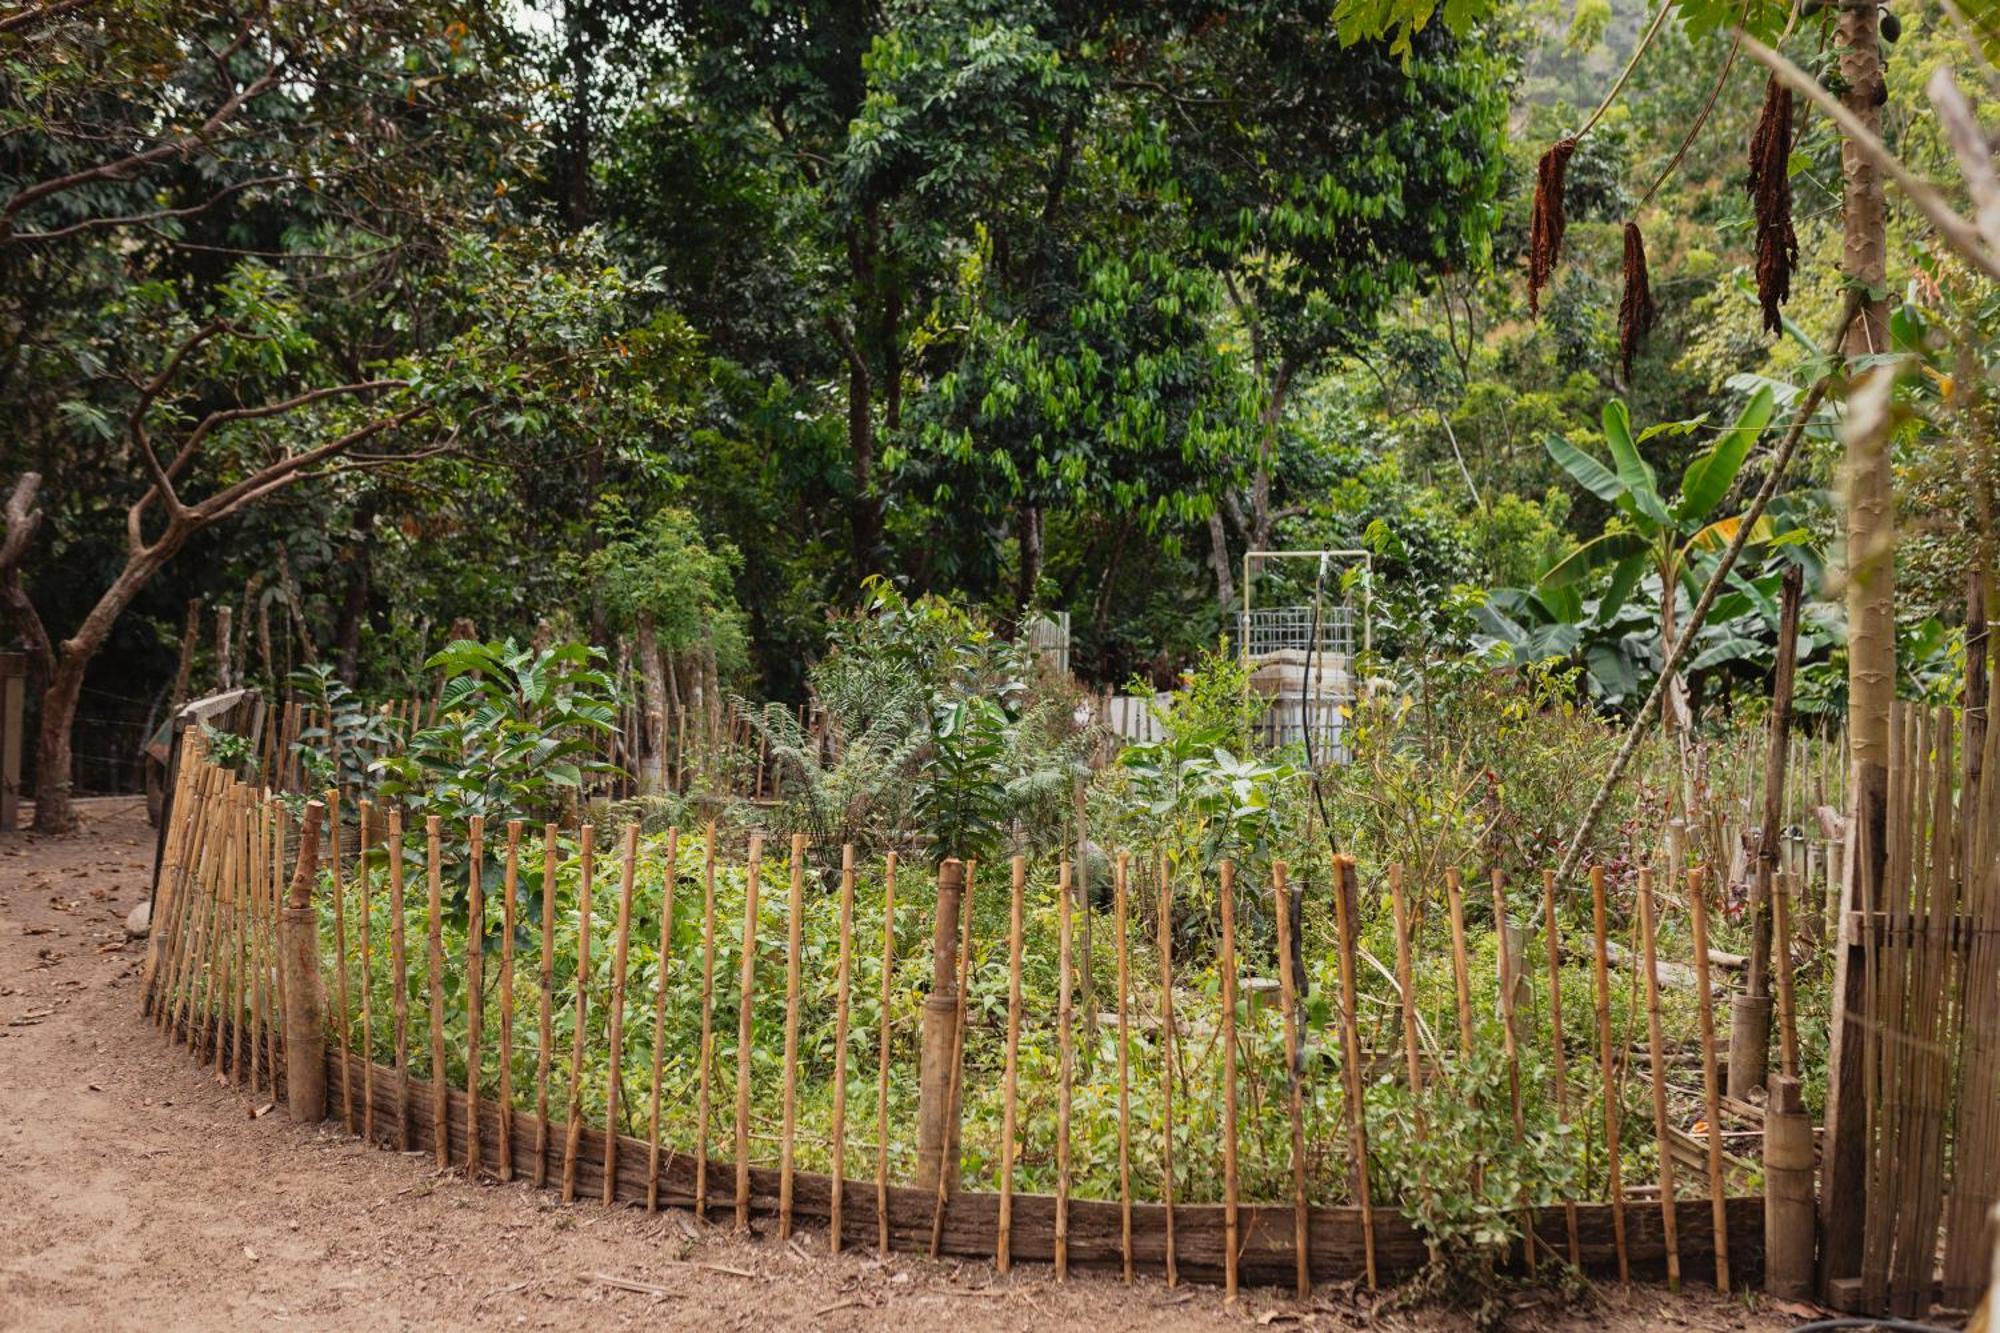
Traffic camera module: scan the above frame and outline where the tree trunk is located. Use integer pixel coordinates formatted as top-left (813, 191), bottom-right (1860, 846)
top-left (1208, 509), bottom-right (1236, 616)
top-left (1820, 2), bottom-right (1894, 1292)
top-left (334, 496), bottom-right (377, 685)
top-left (1014, 501), bottom-right (1043, 615)
top-left (635, 614), bottom-right (669, 793)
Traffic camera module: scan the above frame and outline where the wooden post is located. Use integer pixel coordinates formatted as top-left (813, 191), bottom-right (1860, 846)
top-left (916, 857), bottom-right (967, 1195)
top-left (1592, 865), bottom-right (1630, 1283)
top-left (1115, 852), bottom-right (1134, 1285)
top-left (1543, 869), bottom-right (1582, 1268)
top-left (1333, 856), bottom-right (1378, 1289)
top-left (1445, 868), bottom-right (1475, 1058)
top-left (1273, 861), bottom-right (1309, 1299)
top-left (602, 824), bottom-right (637, 1205)
top-left (646, 827), bottom-right (680, 1213)
top-left (695, 823), bottom-right (719, 1220)
top-left (929, 859), bottom-right (977, 1259)
top-left (1492, 868), bottom-right (1535, 1274)
top-left (875, 851), bottom-right (899, 1255)
top-left (357, 801), bottom-right (374, 1143)
top-left (0, 652), bottom-right (24, 833)
top-left (1639, 867), bottom-right (1681, 1290)
top-left (535, 825), bottom-right (558, 1189)
top-left (279, 801), bottom-right (327, 1123)
top-left (388, 808), bottom-right (412, 1151)
top-left (779, 834), bottom-right (806, 1238)
top-left (1056, 859), bottom-right (1075, 1281)
top-left (499, 820), bottom-right (521, 1181)
top-left (734, 833), bottom-right (764, 1231)
top-left (1158, 853), bottom-right (1178, 1288)
top-left (328, 789), bottom-right (353, 1130)
top-left (426, 816), bottom-right (449, 1170)
top-left (996, 856), bottom-right (1024, 1273)
top-left (1220, 858), bottom-right (1240, 1302)
top-left (1390, 865), bottom-right (1437, 1265)
top-left (829, 844), bottom-right (856, 1252)
top-left (1764, 1074), bottom-right (1816, 1298)
top-left (1688, 867), bottom-right (1731, 1291)
top-left (465, 815), bottom-right (485, 1179)
top-left (562, 824), bottom-right (595, 1203)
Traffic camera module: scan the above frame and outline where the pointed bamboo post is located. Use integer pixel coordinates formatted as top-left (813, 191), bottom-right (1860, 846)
top-left (426, 815), bottom-right (449, 1169)
top-left (1056, 858), bottom-right (1076, 1281)
top-left (465, 814), bottom-right (485, 1180)
top-left (734, 833), bottom-right (764, 1232)
top-left (1543, 869), bottom-right (1581, 1268)
top-left (1688, 866), bottom-right (1731, 1292)
top-left (279, 799), bottom-right (327, 1122)
top-left (1273, 860), bottom-right (1309, 1298)
top-left (875, 851), bottom-right (898, 1254)
top-left (1158, 853), bottom-right (1178, 1288)
top-left (1220, 857), bottom-right (1241, 1302)
top-left (1592, 865), bottom-right (1630, 1283)
top-left (388, 807), bottom-right (411, 1152)
top-left (996, 855), bottom-right (1025, 1273)
top-left (534, 824), bottom-right (558, 1188)
top-left (602, 824), bottom-right (637, 1205)
top-left (778, 833), bottom-right (806, 1238)
top-left (499, 820), bottom-right (521, 1181)
top-left (561, 823), bottom-right (597, 1202)
top-left (646, 827), bottom-right (680, 1213)
top-left (829, 843), bottom-right (857, 1252)
top-left (695, 823), bottom-right (719, 1220)
top-left (1115, 851), bottom-right (1135, 1284)
top-left (928, 858), bottom-right (975, 1259)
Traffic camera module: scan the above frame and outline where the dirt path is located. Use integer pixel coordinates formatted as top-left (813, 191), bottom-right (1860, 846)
top-left (1, 800), bottom-right (1810, 1331)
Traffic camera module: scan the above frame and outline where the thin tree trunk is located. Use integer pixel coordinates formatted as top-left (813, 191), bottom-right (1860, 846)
top-left (1015, 502), bottom-right (1043, 615)
top-left (334, 496), bottom-right (377, 685)
top-left (1207, 510), bottom-right (1236, 616)
top-left (635, 614), bottom-right (669, 792)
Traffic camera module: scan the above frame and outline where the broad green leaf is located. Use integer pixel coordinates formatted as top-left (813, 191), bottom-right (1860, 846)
top-left (1544, 433), bottom-right (1623, 503)
top-left (1540, 529), bottom-right (1648, 587)
top-left (1676, 386), bottom-right (1775, 525)
top-left (1602, 400), bottom-right (1669, 527)
top-left (1597, 552), bottom-right (1649, 626)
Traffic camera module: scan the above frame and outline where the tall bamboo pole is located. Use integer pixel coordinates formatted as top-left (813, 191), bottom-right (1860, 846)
top-left (1056, 859), bottom-right (1076, 1281)
top-left (602, 824), bottom-right (638, 1205)
top-left (1593, 865), bottom-right (1629, 1282)
top-left (388, 808), bottom-right (411, 1152)
top-left (1115, 851), bottom-right (1134, 1285)
top-left (1543, 869), bottom-right (1581, 1267)
top-left (875, 851), bottom-right (898, 1254)
top-left (1687, 866), bottom-right (1731, 1291)
top-left (534, 824), bottom-right (557, 1188)
top-left (1220, 858), bottom-right (1240, 1302)
top-left (426, 815), bottom-right (448, 1169)
top-left (1333, 855), bottom-right (1378, 1289)
top-left (499, 820), bottom-right (521, 1181)
top-left (465, 815), bottom-right (485, 1179)
top-left (329, 788), bottom-right (353, 1129)
top-left (829, 844), bottom-right (857, 1252)
top-left (1273, 861), bottom-right (1309, 1298)
top-left (561, 824), bottom-right (595, 1203)
top-left (778, 833), bottom-right (806, 1238)
top-left (734, 834), bottom-right (764, 1231)
top-left (695, 822), bottom-right (719, 1220)
top-left (996, 855), bottom-right (1026, 1273)
top-left (646, 827), bottom-right (680, 1213)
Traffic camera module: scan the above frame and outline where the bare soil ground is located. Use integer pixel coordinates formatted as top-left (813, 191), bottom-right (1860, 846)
top-left (0, 798), bottom-right (1820, 1331)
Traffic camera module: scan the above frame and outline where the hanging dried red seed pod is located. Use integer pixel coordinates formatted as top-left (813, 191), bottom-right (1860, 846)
top-left (1747, 74), bottom-right (1798, 335)
top-left (1619, 221), bottom-right (1656, 380)
top-left (1528, 137), bottom-right (1579, 318)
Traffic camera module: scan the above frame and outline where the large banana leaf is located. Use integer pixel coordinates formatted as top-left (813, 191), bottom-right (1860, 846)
top-left (1596, 551), bottom-right (1650, 627)
top-left (1676, 385), bottom-right (1776, 525)
top-left (1544, 432), bottom-right (1624, 503)
top-left (1602, 400), bottom-right (1670, 528)
top-left (1539, 528), bottom-right (1649, 587)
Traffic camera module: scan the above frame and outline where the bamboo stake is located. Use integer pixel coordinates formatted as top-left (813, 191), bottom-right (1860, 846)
top-left (1158, 853), bottom-right (1178, 1288)
top-left (1333, 855), bottom-right (1378, 1290)
top-left (163, 768), bottom-right (219, 1042)
top-left (1491, 868), bottom-right (1535, 1273)
top-left (230, 791), bottom-right (249, 1084)
top-left (778, 833), bottom-right (806, 1239)
top-left (1543, 869), bottom-right (1581, 1268)
top-left (247, 793), bottom-right (265, 1092)
top-left (466, 814), bottom-right (485, 1180)
top-left (426, 815), bottom-right (449, 1169)
top-left (499, 820), bottom-right (521, 1182)
top-left (1389, 864), bottom-right (1437, 1265)
top-left (1273, 861), bottom-right (1309, 1298)
top-left (263, 796), bottom-right (284, 1087)
top-left (1773, 866), bottom-right (1799, 1083)
top-left (357, 800), bottom-right (374, 1143)
top-left (186, 785), bottom-right (229, 1056)
top-left (1220, 857), bottom-right (1240, 1303)
top-left (695, 822), bottom-right (719, 1221)
top-left (646, 827), bottom-right (680, 1213)
top-left (829, 843), bottom-right (856, 1252)
top-left (1444, 867), bottom-right (1475, 1058)
top-left (562, 824), bottom-right (595, 1204)
top-left (270, 801), bottom-right (289, 1079)
top-left (1592, 865), bottom-right (1629, 1282)
top-left (734, 833), bottom-right (764, 1232)
top-left (874, 850), bottom-right (898, 1255)
top-left (603, 824), bottom-right (638, 1206)
top-left (148, 765), bottom-right (205, 1029)
top-left (1638, 867), bottom-right (1681, 1289)
top-left (535, 825), bottom-right (558, 1188)
top-left (389, 808), bottom-right (411, 1152)
top-left (1115, 852), bottom-right (1134, 1285)
top-left (996, 855), bottom-right (1026, 1273)
top-left (928, 858), bottom-right (976, 1259)
top-left (1687, 867), bottom-right (1730, 1291)
top-left (1057, 859), bottom-right (1076, 1281)
top-left (329, 788), bottom-right (353, 1130)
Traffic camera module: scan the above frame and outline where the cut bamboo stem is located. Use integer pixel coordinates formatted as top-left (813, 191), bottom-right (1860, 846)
top-left (1543, 869), bottom-right (1581, 1268)
top-left (647, 827), bottom-right (680, 1213)
top-left (829, 843), bottom-right (856, 1252)
top-left (778, 833), bottom-right (806, 1239)
top-left (1773, 866), bottom-right (1799, 1083)
top-left (1334, 855), bottom-right (1378, 1290)
top-left (389, 808), bottom-right (411, 1152)
top-left (1687, 866), bottom-right (1731, 1292)
top-left (734, 833), bottom-right (764, 1232)
top-left (1220, 857), bottom-right (1240, 1303)
top-left (603, 824), bottom-right (637, 1206)
top-left (695, 823), bottom-right (719, 1221)
top-left (1444, 867), bottom-right (1475, 1058)
top-left (875, 851), bottom-right (897, 1255)
top-left (357, 800), bottom-right (374, 1143)
top-left (1593, 864), bottom-right (1629, 1282)
top-left (329, 788), bottom-right (352, 1130)
top-left (499, 820), bottom-right (521, 1182)
top-left (466, 814), bottom-right (485, 1180)
top-left (1273, 860), bottom-right (1309, 1299)
top-left (927, 859), bottom-right (975, 1259)
top-left (1492, 868), bottom-right (1535, 1274)
top-left (996, 855), bottom-right (1025, 1273)
top-left (1638, 866), bottom-right (1681, 1289)
top-left (535, 824), bottom-right (558, 1188)
top-left (1390, 864), bottom-right (1437, 1266)
top-left (1057, 858), bottom-right (1076, 1281)
top-left (426, 814), bottom-right (449, 1170)
top-left (1158, 853), bottom-right (1178, 1288)
top-left (229, 792), bottom-right (248, 1085)
top-left (562, 824), bottom-right (596, 1204)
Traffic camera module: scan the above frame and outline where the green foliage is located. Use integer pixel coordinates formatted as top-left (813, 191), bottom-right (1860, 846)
top-left (289, 664), bottom-right (397, 796)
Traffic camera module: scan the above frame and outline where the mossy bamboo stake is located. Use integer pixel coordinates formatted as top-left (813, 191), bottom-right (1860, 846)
top-left (1592, 865), bottom-right (1629, 1282)
top-left (695, 822), bottom-right (719, 1221)
top-left (1158, 852), bottom-right (1178, 1288)
top-left (875, 850), bottom-right (898, 1254)
top-left (1543, 869), bottom-right (1581, 1267)
top-left (465, 815), bottom-right (485, 1179)
top-left (778, 833), bottom-right (806, 1238)
top-left (734, 833), bottom-right (764, 1232)
top-left (562, 824), bottom-right (596, 1203)
top-left (1492, 868), bottom-right (1535, 1273)
top-left (1334, 855), bottom-right (1378, 1290)
top-left (426, 815), bottom-right (449, 1169)
top-left (357, 800), bottom-right (374, 1142)
top-left (603, 824), bottom-right (637, 1206)
top-left (1273, 860), bottom-right (1309, 1298)
top-left (996, 854), bottom-right (1026, 1273)
top-left (329, 788), bottom-right (353, 1130)
top-left (928, 858), bottom-right (976, 1259)
top-left (535, 824), bottom-right (558, 1188)
top-left (1637, 866), bottom-right (1681, 1289)
top-left (1115, 852), bottom-right (1134, 1284)
top-left (1444, 868), bottom-right (1475, 1059)
top-left (646, 827), bottom-right (680, 1213)
top-left (1773, 866), bottom-right (1799, 1082)
top-left (1687, 866), bottom-right (1731, 1292)
top-left (1220, 857), bottom-right (1240, 1302)
top-left (829, 843), bottom-right (857, 1252)
top-left (1057, 858), bottom-right (1076, 1281)
top-left (498, 820), bottom-right (521, 1181)
top-left (388, 808), bottom-right (411, 1152)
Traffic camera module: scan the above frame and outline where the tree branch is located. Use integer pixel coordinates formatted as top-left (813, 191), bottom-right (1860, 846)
top-left (9, 174), bottom-right (300, 244)
top-left (0, 0), bottom-right (96, 35)
top-left (0, 473), bottom-right (54, 687)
